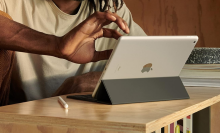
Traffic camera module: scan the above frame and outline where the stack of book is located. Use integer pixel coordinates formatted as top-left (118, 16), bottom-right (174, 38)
top-left (153, 64), bottom-right (218, 133)
top-left (179, 64), bottom-right (220, 87)
top-left (154, 114), bottom-right (193, 133)
top-left (168, 115), bottom-right (193, 133)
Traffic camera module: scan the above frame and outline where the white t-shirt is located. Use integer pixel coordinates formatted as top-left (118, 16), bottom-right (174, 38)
top-left (0, 0), bottom-right (146, 101)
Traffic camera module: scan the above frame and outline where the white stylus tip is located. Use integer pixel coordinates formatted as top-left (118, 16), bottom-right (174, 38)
top-left (64, 104), bottom-right (68, 109)
top-left (58, 96), bottom-right (69, 109)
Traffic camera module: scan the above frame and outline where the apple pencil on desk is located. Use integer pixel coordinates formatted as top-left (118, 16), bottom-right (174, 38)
top-left (58, 96), bottom-right (68, 109)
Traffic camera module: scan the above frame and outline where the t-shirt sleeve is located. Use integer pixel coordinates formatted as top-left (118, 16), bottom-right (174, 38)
top-left (0, 0), bottom-right (6, 12)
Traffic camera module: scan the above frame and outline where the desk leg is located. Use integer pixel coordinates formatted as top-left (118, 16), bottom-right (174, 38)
top-left (211, 101), bottom-right (220, 133)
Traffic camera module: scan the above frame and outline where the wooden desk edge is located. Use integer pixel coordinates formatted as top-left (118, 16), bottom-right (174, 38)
top-left (1, 90), bottom-right (220, 133)
top-left (146, 93), bottom-right (220, 132)
top-left (0, 112), bottom-right (146, 132)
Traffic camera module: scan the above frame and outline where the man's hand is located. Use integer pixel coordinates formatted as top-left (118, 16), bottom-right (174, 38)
top-left (0, 10), bottom-right (129, 63)
top-left (56, 11), bottom-right (130, 64)
top-left (52, 72), bottom-right (102, 96)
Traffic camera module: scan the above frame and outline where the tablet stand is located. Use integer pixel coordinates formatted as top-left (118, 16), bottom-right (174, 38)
top-left (95, 77), bottom-right (189, 105)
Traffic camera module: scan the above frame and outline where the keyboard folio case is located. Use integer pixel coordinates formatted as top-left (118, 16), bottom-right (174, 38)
top-left (67, 76), bottom-right (189, 105)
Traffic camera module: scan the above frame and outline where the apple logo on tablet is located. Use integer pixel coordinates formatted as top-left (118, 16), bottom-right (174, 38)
top-left (141, 63), bottom-right (153, 73)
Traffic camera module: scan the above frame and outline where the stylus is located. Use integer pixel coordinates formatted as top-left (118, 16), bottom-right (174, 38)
top-left (58, 96), bottom-right (68, 109)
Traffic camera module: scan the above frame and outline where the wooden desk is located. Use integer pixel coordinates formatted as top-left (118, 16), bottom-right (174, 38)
top-left (0, 87), bottom-right (220, 133)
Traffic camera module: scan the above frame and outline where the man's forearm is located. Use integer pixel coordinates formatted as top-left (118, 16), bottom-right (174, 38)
top-left (0, 15), bottom-right (60, 57)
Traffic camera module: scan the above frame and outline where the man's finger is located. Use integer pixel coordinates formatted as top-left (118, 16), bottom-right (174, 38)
top-left (104, 11), bottom-right (128, 33)
top-left (88, 11), bottom-right (129, 34)
top-left (92, 49), bottom-right (113, 62)
top-left (122, 20), bottom-right (130, 33)
top-left (103, 28), bottom-right (122, 39)
top-left (89, 11), bottom-right (116, 23)
top-left (112, 12), bottom-right (130, 34)
top-left (95, 28), bottom-right (122, 40)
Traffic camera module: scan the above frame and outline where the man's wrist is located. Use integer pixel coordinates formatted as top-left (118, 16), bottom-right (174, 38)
top-left (50, 35), bottom-right (64, 59)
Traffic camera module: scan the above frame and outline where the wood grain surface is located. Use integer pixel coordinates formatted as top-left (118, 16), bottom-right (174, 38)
top-left (164, 126), bottom-right (168, 133)
top-left (124, 0), bottom-right (220, 47)
top-left (0, 87), bottom-right (220, 133)
top-left (211, 101), bottom-right (220, 133)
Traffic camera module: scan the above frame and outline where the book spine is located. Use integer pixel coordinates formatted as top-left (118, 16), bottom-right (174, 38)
top-left (186, 114), bottom-right (193, 133)
top-left (175, 125), bottom-right (180, 133)
top-left (186, 115), bottom-right (193, 133)
top-left (156, 129), bottom-right (161, 133)
top-left (183, 117), bottom-right (187, 133)
top-left (168, 124), bottom-right (170, 133)
top-left (164, 126), bottom-right (168, 133)
top-left (174, 121), bottom-right (177, 132)
top-left (170, 123), bottom-right (174, 133)
top-left (190, 114), bottom-right (193, 133)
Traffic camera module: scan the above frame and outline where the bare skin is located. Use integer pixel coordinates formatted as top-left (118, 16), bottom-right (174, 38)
top-left (52, 0), bottom-right (81, 15)
top-left (52, 72), bottom-right (102, 96)
top-left (0, 0), bottom-right (130, 96)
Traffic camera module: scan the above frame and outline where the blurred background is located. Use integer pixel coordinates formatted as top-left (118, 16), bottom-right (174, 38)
top-left (124, 0), bottom-right (220, 47)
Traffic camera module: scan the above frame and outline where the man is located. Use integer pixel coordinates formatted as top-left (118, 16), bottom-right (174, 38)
top-left (0, 0), bottom-right (146, 104)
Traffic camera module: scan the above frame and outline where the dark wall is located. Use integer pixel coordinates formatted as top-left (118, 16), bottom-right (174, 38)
top-left (124, 0), bottom-right (220, 47)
